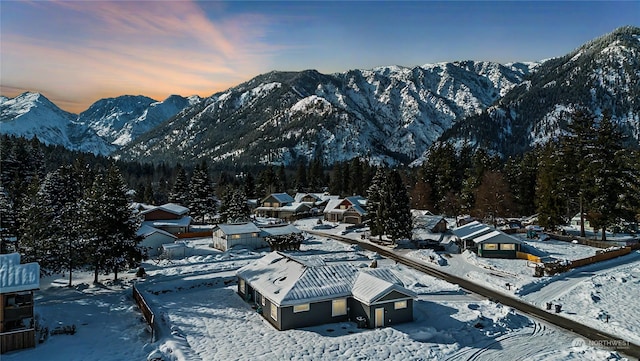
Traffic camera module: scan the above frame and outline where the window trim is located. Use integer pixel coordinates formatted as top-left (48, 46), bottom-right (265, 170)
top-left (270, 303), bottom-right (278, 321)
top-left (331, 298), bottom-right (347, 317)
top-left (293, 303), bottom-right (310, 313)
top-left (394, 300), bottom-right (407, 310)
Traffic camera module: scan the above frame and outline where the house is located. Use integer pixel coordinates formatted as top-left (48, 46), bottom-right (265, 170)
top-left (324, 196), bottom-right (367, 224)
top-left (137, 224), bottom-right (179, 257)
top-left (294, 192), bottom-right (338, 213)
top-left (140, 203), bottom-right (192, 235)
top-left (211, 223), bottom-right (303, 251)
top-left (412, 214), bottom-right (454, 251)
top-left (0, 253), bottom-right (39, 354)
top-left (255, 193), bottom-right (312, 220)
top-left (451, 221), bottom-right (494, 250)
top-left (236, 252), bottom-right (416, 330)
top-left (472, 230), bottom-right (523, 258)
top-left (571, 213), bottom-right (596, 233)
top-left (212, 223), bottom-right (264, 251)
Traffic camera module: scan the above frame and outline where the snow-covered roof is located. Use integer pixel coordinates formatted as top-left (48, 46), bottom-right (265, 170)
top-left (216, 222), bottom-right (261, 235)
top-left (472, 230), bottom-right (523, 245)
top-left (351, 270), bottom-right (416, 305)
top-left (143, 216), bottom-right (192, 228)
top-left (237, 252), bottom-right (414, 307)
top-left (0, 253), bottom-right (40, 293)
top-left (451, 221), bottom-right (493, 241)
top-left (260, 224), bottom-right (302, 237)
top-left (267, 193), bottom-right (295, 204)
top-left (140, 203), bottom-right (189, 216)
top-left (324, 197), bottom-right (367, 215)
top-left (137, 224), bottom-right (178, 239)
top-left (293, 193), bottom-right (336, 204)
top-left (256, 202), bottom-right (311, 213)
top-left (414, 215), bottom-right (448, 232)
top-left (162, 242), bottom-right (187, 250)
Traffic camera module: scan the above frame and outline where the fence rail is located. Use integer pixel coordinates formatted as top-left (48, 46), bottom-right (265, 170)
top-left (0, 328), bottom-right (35, 354)
top-left (177, 231), bottom-right (212, 239)
top-left (132, 284), bottom-right (156, 342)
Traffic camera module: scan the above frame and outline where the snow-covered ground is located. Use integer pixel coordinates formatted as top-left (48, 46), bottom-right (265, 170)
top-left (4, 222), bottom-right (632, 361)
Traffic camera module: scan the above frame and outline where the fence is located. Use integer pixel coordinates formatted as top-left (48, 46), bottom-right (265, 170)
top-left (544, 232), bottom-right (632, 248)
top-left (132, 284), bottom-right (156, 342)
top-left (177, 231), bottom-right (212, 239)
top-left (516, 251), bottom-right (542, 263)
top-left (0, 328), bottom-right (35, 354)
top-left (569, 247), bottom-right (631, 269)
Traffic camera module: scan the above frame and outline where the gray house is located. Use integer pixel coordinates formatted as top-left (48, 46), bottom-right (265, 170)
top-left (236, 252), bottom-right (416, 330)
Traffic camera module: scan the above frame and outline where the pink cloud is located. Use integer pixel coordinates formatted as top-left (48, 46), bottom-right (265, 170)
top-left (1, 0), bottom-right (278, 112)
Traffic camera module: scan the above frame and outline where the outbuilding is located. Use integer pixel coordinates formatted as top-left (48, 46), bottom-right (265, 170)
top-left (473, 230), bottom-right (523, 258)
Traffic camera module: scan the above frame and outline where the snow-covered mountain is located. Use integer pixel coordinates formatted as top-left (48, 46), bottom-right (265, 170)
top-left (0, 93), bottom-right (199, 155)
top-left (78, 94), bottom-right (200, 147)
top-left (118, 61), bottom-right (535, 166)
top-left (0, 92), bottom-right (113, 155)
top-left (441, 26), bottom-right (640, 156)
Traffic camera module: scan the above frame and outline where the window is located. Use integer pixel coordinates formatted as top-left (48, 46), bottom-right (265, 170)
top-left (261, 295), bottom-right (266, 306)
top-left (239, 278), bottom-right (245, 292)
top-left (293, 304), bottom-right (310, 313)
top-left (394, 300), bottom-right (407, 310)
top-left (500, 243), bottom-right (516, 250)
top-left (483, 243), bottom-right (498, 250)
top-left (332, 299), bottom-right (347, 317)
top-left (252, 232), bottom-right (259, 237)
top-left (270, 303), bottom-right (278, 321)
top-left (231, 234), bottom-right (241, 239)
top-left (263, 202), bottom-right (271, 207)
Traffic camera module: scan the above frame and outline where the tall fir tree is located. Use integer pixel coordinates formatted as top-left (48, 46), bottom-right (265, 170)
top-left (169, 164), bottom-right (190, 206)
top-left (535, 144), bottom-right (568, 231)
top-left (189, 161), bottom-right (215, 223)
top-left (367, 167), bottom-right (387, 240)
top-left (382, 169), bottom-right (413, 243)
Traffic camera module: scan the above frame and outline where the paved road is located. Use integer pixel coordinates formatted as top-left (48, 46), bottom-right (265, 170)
top-left (309, 230), bottom-right (640, 359)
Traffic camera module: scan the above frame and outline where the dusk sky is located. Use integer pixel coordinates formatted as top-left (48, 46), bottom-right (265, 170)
top-left (1, 1), bottom-right (638, 113)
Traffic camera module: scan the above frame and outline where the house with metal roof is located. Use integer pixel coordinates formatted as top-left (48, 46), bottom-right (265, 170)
top-left (137, 224), bottom-right (179, 257)
top-left (212, 223), bottom-right (303, 251)
top-left (472, 230), bottom-right (523, 258)
top-left (451, 221), bottom-right (494, 250)
top-left (236, 252), bottom-right (416, 330)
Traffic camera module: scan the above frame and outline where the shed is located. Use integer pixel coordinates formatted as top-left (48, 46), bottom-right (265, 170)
top-left (212, 223), bottom-right (264, 251)
top-left (161, 242), bottom-right (188, 259)
top-left (137, 225), bottom-right (179, 257)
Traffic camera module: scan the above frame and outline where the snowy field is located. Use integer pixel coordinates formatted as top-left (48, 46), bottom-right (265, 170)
top-left (4, 224), bottom-right (632, 361)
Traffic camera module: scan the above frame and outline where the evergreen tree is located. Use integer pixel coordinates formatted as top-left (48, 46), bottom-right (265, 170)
top-left (383, 169), bottom-right (413, 243)
top-left (295, 162), bottom-right (308, 191)
top-left (329, 163), bottom-right (345, 195)
top-left (220, 188), bottom-right (250, 223)
top-left (367, 167), bottom-right (387, 240)
top-left (349, 158), bottom-right (364, 196)
top-left (243, 172), bottom-right (256, 199)
top-left (257, 166), bottom-right (277, 197)
top-left (19, 165), bottom-right (85, 286)
top-left (586, 115), bottom-right (633, 241)
top-left (0, 187), bottom-right (17, 253)
top-left (535, 144), bottom-right (567, 231)
top-left (169, 164), bottom-right (190, 206)
top-left (189, 161), bottom-right (215, 223)
top-left (84, 166), bottom-right (142, 283)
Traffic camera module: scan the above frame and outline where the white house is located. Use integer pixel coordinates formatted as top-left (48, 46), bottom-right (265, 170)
top-left (212, 223), bottom-right (264, 251)
top-left (137, 224), bottom-right (179, 257)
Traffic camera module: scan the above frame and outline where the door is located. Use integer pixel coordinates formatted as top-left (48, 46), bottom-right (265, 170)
top-left (374, 308), bottom-right (384, 327)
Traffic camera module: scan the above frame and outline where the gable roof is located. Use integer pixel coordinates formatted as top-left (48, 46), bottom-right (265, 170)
top-left (136, 224), bottom-right (178, 239)
top-left (472, 230), bottom-right (523, 245)
top-left (451, 221), bottom-right (493, 241)
top-left (324, 197), bottom-right (367, 215)
top-left (261, 224), bottom-right (303, 237)
top-left (351, 271), bottom-right (416, 305)
top-left (0, 253), bottom-right (40, 293)
top-left (140, 203), bottom-right (189, 216)
top-left (264, 193), bottom-right (295, 204)
top-left (237, 252), bottom-right (414, 307)
top-left (216, 222), bottom-right (261, 235)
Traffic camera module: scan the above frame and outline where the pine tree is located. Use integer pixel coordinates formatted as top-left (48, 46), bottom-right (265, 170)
top-left (0, 187), bottom-right (17, 253)
top-left (220, 187), bottom-right (250, 223)
top-left (383, 169), bottom-right (413, 243)
top-left (19, 165), bottom-right (85, 286)
top-left (367, 167), bottom-right (387, 240)
top-left (535, 144), bottom-right (567, 231)
top-left (189, 161), bottom-right (215, 223)
top-left (84, 166), bottom-right (142, 283)
top-left (243, 172), bottom-right (256, 199)
top-left (586, 115), bottom-right (633, 241)
top-left (169, 164), bottom-right (189, 206)
top-left (295, 162), bottom-right (308, 191)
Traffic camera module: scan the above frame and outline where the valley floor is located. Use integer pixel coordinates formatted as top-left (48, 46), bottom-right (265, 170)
top-left (3, 223), bottom-right (637, 361)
